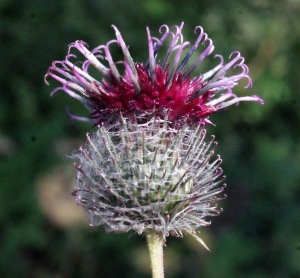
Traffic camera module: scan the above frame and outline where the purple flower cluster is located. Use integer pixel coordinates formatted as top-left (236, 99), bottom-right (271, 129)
top-left (45, 22), bottom-right (263, 126)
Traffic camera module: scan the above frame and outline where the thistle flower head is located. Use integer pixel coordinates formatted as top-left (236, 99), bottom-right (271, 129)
top-left (45, 23), bottom-right (263, 247)
top-left (45, 22), bottom-right (263, 126)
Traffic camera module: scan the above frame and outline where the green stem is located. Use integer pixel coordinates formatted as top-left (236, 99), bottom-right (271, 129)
top-left (146, 230), bottom-right (164, 278)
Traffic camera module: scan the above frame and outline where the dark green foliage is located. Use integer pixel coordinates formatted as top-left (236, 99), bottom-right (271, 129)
top-left (1, 0), bottom-right (300, 277)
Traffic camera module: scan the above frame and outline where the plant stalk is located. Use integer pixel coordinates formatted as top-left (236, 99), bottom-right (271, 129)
top-left (146, 230), bottom-right (164, 278)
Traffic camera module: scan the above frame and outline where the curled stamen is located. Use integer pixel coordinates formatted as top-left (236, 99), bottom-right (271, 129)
top-left (112, 25), bottom-right (140, 93)
top-left (66, 107), bottom-right (91, 123)
top-left (219, 95), bottom-right (264, 109)
top-left (183, 36), bottom-right (214, 79)
top-left (72, 40), bottom-right (110, 80)
top-left (123, 62), bottom-right (140, 93)
top-left (230, 51), bottom-right (245, 67)
top-left (176, 26), bottom-right (204, 73)
top-left (201, 55), bottom-right (224, 81)
top-left (82, 49), bottom-right (104, 73)
top-left (50, 86), bottom-right (85, 104)
top-left (211, 51), bottom-right (245, 83)
top-left (145, 24), bottom-right (173, 70)
top-left (101, 40), bottom-right (121, 82)
top-left (206, 89), bottom-right (235, 106)
top-left (147, 27), bottom-right (156, 82)
top-left (167, 41), bottom-right (190, 85)
top-left (161, 32), bottom-right (183, 71)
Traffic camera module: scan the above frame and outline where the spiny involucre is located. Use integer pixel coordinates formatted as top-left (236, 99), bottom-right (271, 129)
top-left (45, 23), bottom-right (263, 248)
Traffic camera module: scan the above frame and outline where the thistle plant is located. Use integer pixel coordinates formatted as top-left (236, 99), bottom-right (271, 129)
top-left (45, 22), bottom-right (263, 278)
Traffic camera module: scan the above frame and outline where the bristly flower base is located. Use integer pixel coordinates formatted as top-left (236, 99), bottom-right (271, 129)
top-left (72, 114), bottom-right (225, 246)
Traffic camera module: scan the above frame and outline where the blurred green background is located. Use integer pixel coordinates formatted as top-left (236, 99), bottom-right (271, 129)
top-left (1, 0), bottom-right (300, 277)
